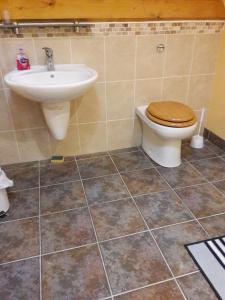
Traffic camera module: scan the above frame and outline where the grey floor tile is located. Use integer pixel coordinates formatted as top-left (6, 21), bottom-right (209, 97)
top-left (111, 151), bottom-right (153, 172)
top-left (114, 280), bottom-right (183, 300)
top-left (83, 174), bottom-right (129, 205)
top-left (90, 198), bottom-right (146, 240)
top-left (157, 162), bottom-right (206, 188)
top-left (41, 208), bottom-right (95, 253)
top-left (40, 161), bottom-right (79, 186)
top-left (40, 181), bottom-right (86, 214)
top-left (177, 272), bottom-right (217, 300)
top-left (0, 258), bottom-right (40, 300)
top-left (182, 144), bottom-right (217, 161)
top-left (121, 168), bottom-right (169, 196)
top-left (1, 188), bottom-right (39, 222)
top-left (100, 232), bottom-right (171, 294)
top-left (205, 140), bottom-right (225, 156)
top-left (191, 157), bottom-right (225, 182)
top-left (42, 245), bottom-right (110, 300)
top-left (199, 214), bottom-right (225, 237)
top-left (135, 190), bottom-right (193, 228)
top-left (176, 183), bottom-right (225, 218)
top-left (76, 151), bottom-right (108, 160)
top-left (0, 218), bottom-right (39, 263)
top-left (6, 166), bottom-right (39, 192)
top-left (77, 156), bottom-right (117, 179)
top-left (212, 179), bottom-right (225, 196)
top-left (152, 221), bottom-right (207, 276)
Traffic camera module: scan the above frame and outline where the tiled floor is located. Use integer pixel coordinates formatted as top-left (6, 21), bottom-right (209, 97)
top-left (0, 141), bottom-right (225, 300)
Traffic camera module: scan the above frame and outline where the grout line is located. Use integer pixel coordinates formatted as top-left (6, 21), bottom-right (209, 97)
top-left (112, 277), bottom-right (175, 298)
top-left (41, 242), bottom-right (97, 257)
top-left (3, 89), bottom-right (21, 163)
top-left (103, 36), bottom-right (109, 151)
top-left (0, 215), bottom-right (39, 225)
top-left (38, 161), bottom-right (42, 300)
top-left (112, 268), bottom-right (199, 299)
top-left (79, 172), bottom-right (119, 181)
top-left (74, 156), bottom-right (114, 299)
top-left (183, 154), bottom-right (221, 163)
top-left (154, 167), bottom-right (210, 237)
top-left (40, 178), bottom-right (81, 189)
top-left (160, 33), bottom-right (167, 97)
top-left (99, 229), bottom-right (150, 244)
top-left (197, 211), bottom-right (225, 221)
top-left (151, 219), bottom-right (196, 231)
top-left (186, 159), bottom-right (225, 198)
top-left (133, 35), bottom-right (137, 119)
top-left (184, 33), bottom-right (196, 105)
top-left (0, 255), bottom-right (40, 267)
top-left (68, 38), bottom-right (73, 64)
top-left (108, 153), bottom-right (187, 300)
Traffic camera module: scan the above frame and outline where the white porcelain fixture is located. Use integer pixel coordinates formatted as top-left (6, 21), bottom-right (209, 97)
top-left (136, 105), bottom-right (197, 168)
top-left (5, 64), bottom-right (98, 140)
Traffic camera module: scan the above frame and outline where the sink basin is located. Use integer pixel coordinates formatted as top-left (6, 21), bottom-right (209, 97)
top-left (4, 65), bottom-right (98, 140)
top-left (4, 64), bottom-right (98, 103)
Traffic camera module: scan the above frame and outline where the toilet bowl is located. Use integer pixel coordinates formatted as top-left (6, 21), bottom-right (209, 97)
top-left (136, 101), bottom-right (197, 168)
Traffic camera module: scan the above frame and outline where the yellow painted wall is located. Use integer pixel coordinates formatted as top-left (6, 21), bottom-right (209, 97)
top-left (206, 30), bottom-right (225, 139)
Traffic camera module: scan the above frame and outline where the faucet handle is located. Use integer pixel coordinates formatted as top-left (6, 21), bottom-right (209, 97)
top-left (42, 47), bottom-right (53, 57)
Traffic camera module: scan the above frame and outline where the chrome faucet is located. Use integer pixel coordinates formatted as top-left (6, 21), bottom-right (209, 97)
top-left (42, 47), bottom-right (55, 71)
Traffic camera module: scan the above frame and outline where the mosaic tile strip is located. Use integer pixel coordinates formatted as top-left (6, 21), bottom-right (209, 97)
top-left (0, 21), bottom-right (224, 38)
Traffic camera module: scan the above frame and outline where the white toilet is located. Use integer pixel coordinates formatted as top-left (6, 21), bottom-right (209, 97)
top-left (136, 101), bottom-right (197, 168)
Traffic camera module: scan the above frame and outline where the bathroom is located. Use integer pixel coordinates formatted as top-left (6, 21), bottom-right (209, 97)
top-left (0, 0), bottom-right (225, 299)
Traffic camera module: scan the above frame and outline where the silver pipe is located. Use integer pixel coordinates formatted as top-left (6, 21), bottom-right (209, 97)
top-left (0, 20), bottom-right (90, 34)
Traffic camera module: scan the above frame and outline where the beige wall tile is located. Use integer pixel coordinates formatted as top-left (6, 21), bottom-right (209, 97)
top-left (71, 37), bottom-right (105, 82)
top-left (105, 36), bottom-right (135, 81)
top-left (136, 35), bottom-right (166, 79)
top-left (193, 109), bottom-right (207, 135)
top-left (77, 83), bottom-right (106, 123)
top-left (0, 132), bottom-right (20, 165)
top-left (192, 34), bottom-right (221, 75)
top-left (187, 75), bottom-right (214, 109)
top-left (0, 39), bottom-right (35, 74)
top-left (162, 76), bottom-right (189, 103)
top-left (34, 38), bottom-right (71, 64)
top-left (0, 90), bottom-right (13, 130)
top-left (70, 100), bottom-right (79, 124)
top-left (135, 78), bottom-right (163, 106)
top-left (106, 81), bottom-right (134, 120)
top-left (16, 128), bottom-right (51, 162)
top-left (0, 70), bottom-right (3, 88)
top-left (6, 89), bottom-right (46, 129)
top-left (79, 122), bottom-right (107, 154)
top-left (50, 125), bottom-right (80, 156)
top-left (134, 118), bottom-right (142, 147)
top-left (108, 119), bottom-right (139, 150)
top-left (164, 35), bottom-right (194, 76)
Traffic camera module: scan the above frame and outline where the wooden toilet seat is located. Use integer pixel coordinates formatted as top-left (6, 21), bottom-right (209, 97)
top-left (146, 101), bottom-right (197, 128)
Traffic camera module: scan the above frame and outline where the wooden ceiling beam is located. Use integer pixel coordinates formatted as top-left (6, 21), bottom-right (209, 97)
top-left (0, 0), bottom-right (225, 21)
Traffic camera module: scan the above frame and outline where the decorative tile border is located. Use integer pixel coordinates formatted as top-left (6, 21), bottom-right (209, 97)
top-left (0, 20), bottom-right (224, 38)
top-left (204, 128), bottom-right (225, 151)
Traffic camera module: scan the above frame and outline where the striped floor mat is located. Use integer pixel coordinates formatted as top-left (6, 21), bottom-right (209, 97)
top-left (186, 236), bottom-right (225, 300)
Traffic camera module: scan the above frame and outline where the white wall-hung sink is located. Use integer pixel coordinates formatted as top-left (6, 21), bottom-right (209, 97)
top-left (5, 64), bottom-right (98, 140)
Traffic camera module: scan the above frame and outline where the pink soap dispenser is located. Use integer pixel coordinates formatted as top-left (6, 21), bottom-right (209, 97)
top-left (16, 48), bottom-right (30, 70)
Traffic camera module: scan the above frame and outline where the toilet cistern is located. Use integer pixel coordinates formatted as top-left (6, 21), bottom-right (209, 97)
top-left (42, 47), bottom-right (55, 71)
